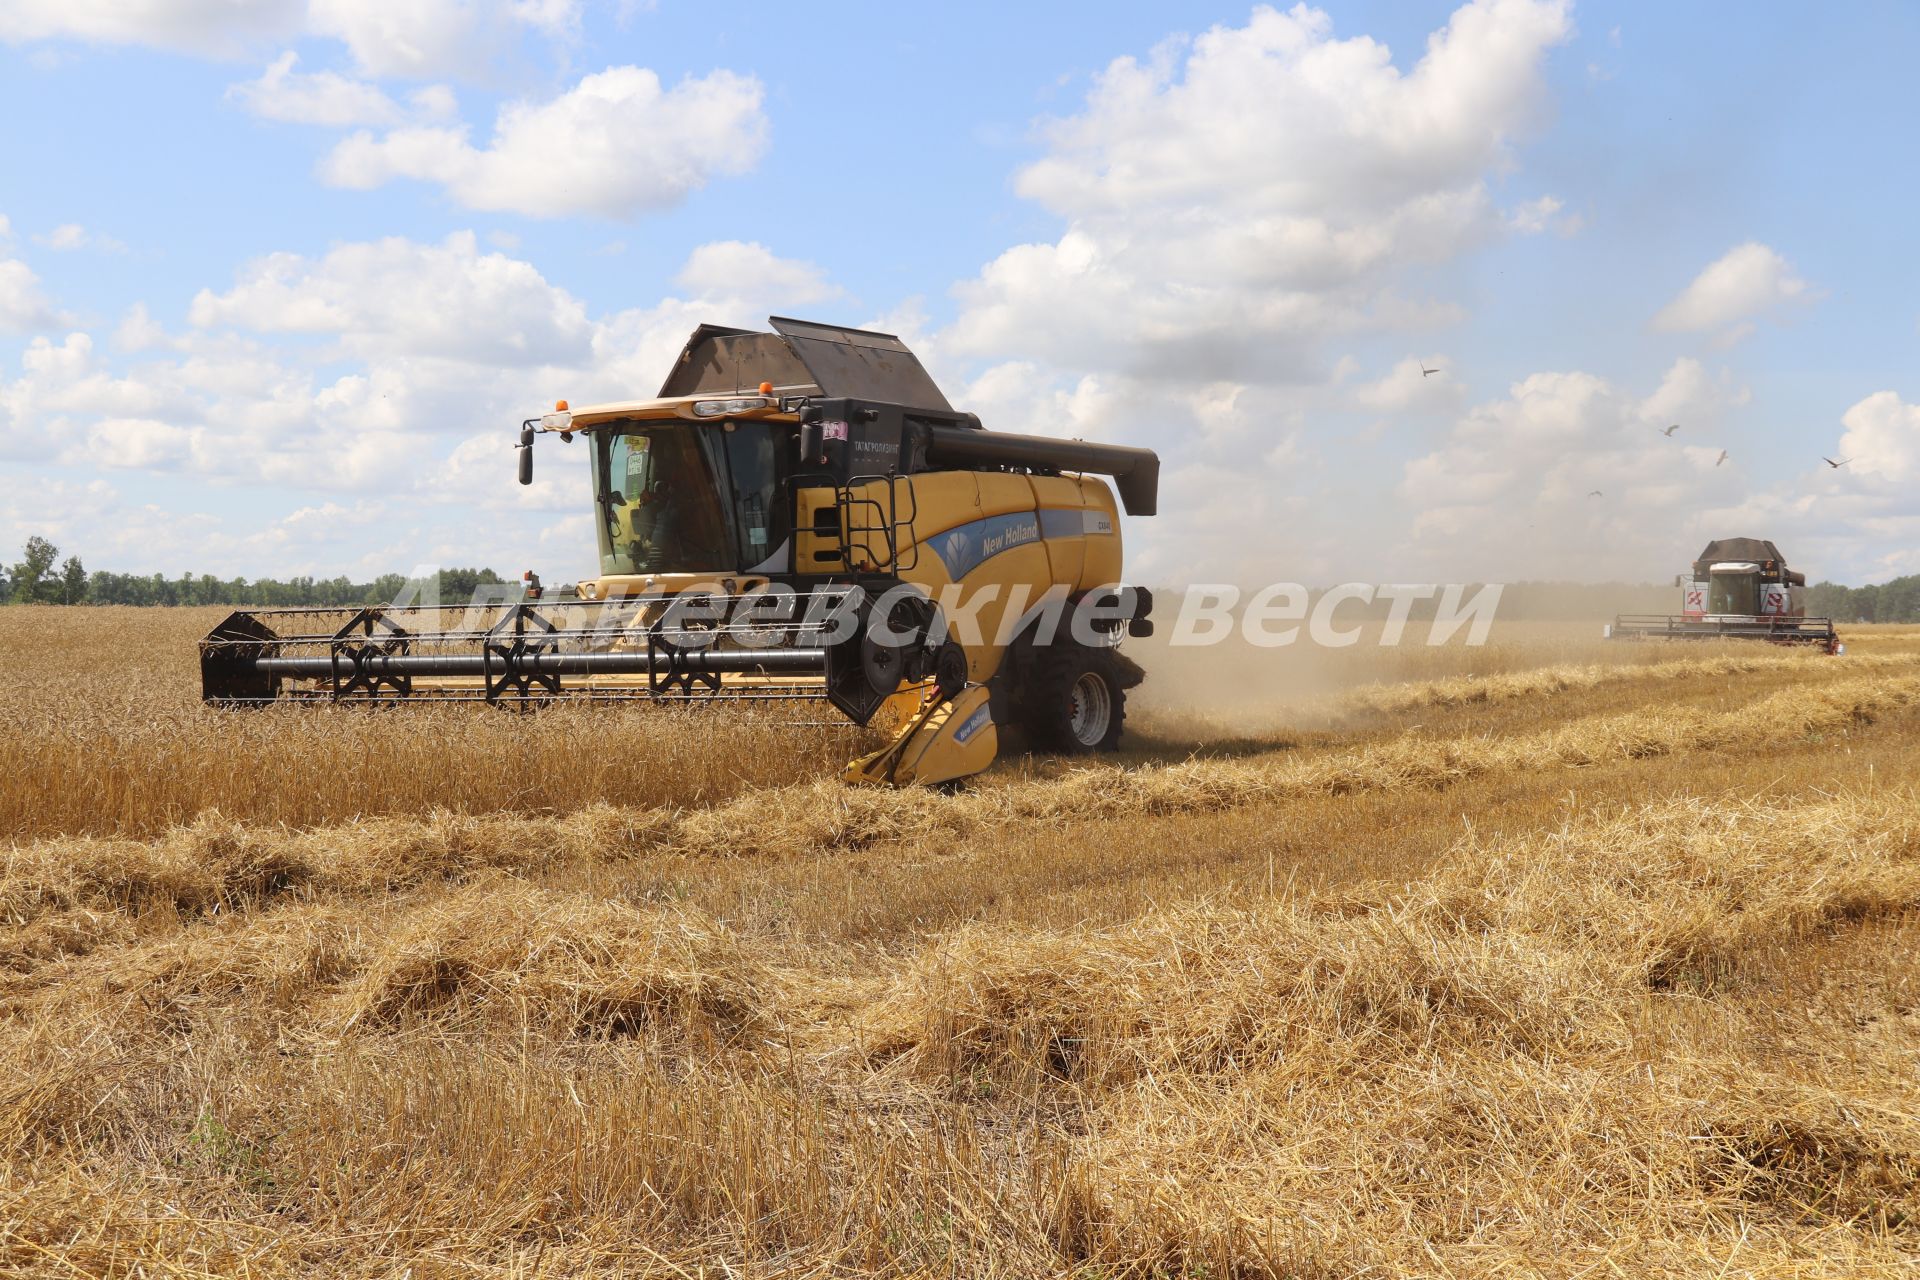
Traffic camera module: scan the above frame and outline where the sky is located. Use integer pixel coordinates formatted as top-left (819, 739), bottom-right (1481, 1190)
top-left (3, 0), bottom-right (1918, 589)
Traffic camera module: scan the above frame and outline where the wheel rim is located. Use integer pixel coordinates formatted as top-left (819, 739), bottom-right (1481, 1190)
top-left (1068, 671), bottom-right (1112, 747)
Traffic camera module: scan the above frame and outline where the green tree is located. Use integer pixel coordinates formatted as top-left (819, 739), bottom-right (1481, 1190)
top-left (59, 555), bottom-right (87, 604)
top-left (9, 536), bottom-right (60, 604)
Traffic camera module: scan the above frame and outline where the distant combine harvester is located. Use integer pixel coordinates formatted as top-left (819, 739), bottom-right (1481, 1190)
top-left (1607, 538), bottom-right (1842, 653)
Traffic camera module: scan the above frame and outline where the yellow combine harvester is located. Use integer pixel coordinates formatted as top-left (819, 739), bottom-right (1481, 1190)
top-left (201, 318), bottom-right (1158, 785)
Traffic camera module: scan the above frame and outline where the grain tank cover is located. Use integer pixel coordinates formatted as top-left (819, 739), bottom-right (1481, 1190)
top-left (657, 324), bottom-right (818, 398)
top-left (1692, 538), bottom-right (1804, 586)
top-left (768, 317), bottom-right (951, 410)
top-left (1693, 538), bottom-right (1787, 572)
top-left (657, 317), bottom-right (952, 410)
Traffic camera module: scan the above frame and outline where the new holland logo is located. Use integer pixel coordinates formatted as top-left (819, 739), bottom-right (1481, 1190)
top-left (943, 529), bottom-right (970, 567)
top-left (953, 705), bottom-right (991, 744)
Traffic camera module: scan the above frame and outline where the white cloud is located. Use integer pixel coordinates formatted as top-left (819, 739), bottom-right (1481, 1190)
top-left (1015, 0), bottom-right (1569, 223)
top-left (673, 242), bottom-right (839, 308)
top-left (1652, 241), bottom-right (1813, 345)
top-left (321, 66), bottom-right (768, 218)
top-left (1504, 195), bottom-right (1559, 234)
top-left (1354, 356), bottom-right (1464, 411)
top-left (188, 231), bottom-right (592, 364)
top-left (307, 0), bottom-right (500, 80)
top-left (957, 361), bottom-right (1137, 445)
top-left (34, 223), bottom-right (86, 250)
top-left (3, 1), bottom-right (579, 79)
top-left (114, 303), bottom-right (179, 352)
top-left (0, 258), bottom-right (60, 332)
top-left (1396, 358), bottom-right (1759, 578)
top-left (4, 235), bottom-right (841, 572)
top-left (1835, 390), bottom-right (1920, 485)
top-left (580, 250), bottom-right (848, 400)
top-left (508, 0), bottom-right (582, 39)
top-left (0, 0), bottom-right (303, 57)
top-left (29, 222), bottom-right (125, 253)
top-left (227, 51), bottom-right (455, 127)
top-left (948, 0), bottom-right (1573, 382)
top-left (1503, 193), bottom-right (1580, 236)
top-left (923, 0), bottom-right (1576, 584)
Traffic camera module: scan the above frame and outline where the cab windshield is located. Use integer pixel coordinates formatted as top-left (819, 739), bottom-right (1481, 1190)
top-left (1709, 571), bottom-right (1758, 615)
top-left (590, 421), bottom-right (785, 575)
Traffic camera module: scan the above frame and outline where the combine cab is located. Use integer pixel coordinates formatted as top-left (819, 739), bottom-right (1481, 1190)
top-left (1607, 538), bottom-right (1841, 651)
top-left (201, 318), bottom-right (1159, 786)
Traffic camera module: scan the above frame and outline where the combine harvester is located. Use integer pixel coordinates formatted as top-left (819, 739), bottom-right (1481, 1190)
top-left (200, 318), bottom-right (1158, 785)
top-left (1606, 538), bottom-right (1842, 653)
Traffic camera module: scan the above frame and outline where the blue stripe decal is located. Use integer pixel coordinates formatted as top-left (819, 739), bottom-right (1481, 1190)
top-left (932, 508), bottom-right (1115, 578)
top-left (933, 511), bottom-right (1042, 578)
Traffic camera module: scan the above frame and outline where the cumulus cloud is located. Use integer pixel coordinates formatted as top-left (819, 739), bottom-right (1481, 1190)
top-left (1396, 358), bottom-right (1759, 578)
top-left (4, 1), bottom-right (580, 81)
top-left (1652, 241), bottom-right (1813, 345)
top-left (320, 66), bottom-right (768, 218)
top-left (1503, 193), bottom-right (1580, 236)
top-left (188, 231), bottom-right (593, 364)
top-left (957, 362), bottom-right (1137, 445)
top-left (1834, 391), bottom-right (1920, 485)
top-left (920, 0), bottom-right (1577, 583)
top-left (227, 51), bottom-right (456, 126)
top-left (948, 0), bottom-right (1573, 381)
top-left (1355, 356), bottom-right (1464, 411)
top-left (0, 257), bottom-right (61, 333)
top-left (673, 242), bottom-right (839, 309)
top-left (3, 234), bottom-right (841, 570)
top-left (308, 0), bottom-right (496, 79)
top-left (28, 222), bottom-right (126, 253)
top-left (308, 0), bottom-right (579, 79)
top-left (34, 224), bottom-right (86, 250)
top-left (0, 0), bottom-right (303, 57)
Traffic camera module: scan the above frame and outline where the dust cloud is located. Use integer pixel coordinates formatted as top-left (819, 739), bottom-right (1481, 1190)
top-left (1123, 584), bottom-right (1673, 737)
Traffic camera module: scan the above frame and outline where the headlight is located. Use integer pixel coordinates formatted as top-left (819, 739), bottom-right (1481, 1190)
top-left (541, 410), bottom-right (573, 430)
top-left (691, 397), bottom-right (770, 418)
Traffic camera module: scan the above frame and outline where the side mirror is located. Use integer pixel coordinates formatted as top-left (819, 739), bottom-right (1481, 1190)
top-left (798, 420), bottom-right (823, 463)
top-left (517, 424), bottom-right (534, 486)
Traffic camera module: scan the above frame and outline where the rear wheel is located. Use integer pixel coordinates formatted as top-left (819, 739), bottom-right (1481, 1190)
top-left (1018, 643), bottom-right (1128, 753)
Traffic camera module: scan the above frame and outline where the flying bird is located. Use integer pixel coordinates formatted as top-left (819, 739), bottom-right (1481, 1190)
top-left (1715, 449), bottom-right (1729, 467)
top-left (1420, 362), bottom-right (1440, 377)
top-left (1822, 456), bottom-right (1850, 469)
top-left (1588, 489), bottom-right (1603, 498)
top-left (1659, 423), bottom-right (1680, 437)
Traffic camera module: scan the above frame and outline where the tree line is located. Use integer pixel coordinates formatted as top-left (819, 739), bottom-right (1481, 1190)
top-left (3, 536), bottom-right (510, 607)
top-left (1804, 578), bottom-right (1920, 624)
top-left (9, 533), bottom-right (1920, 621)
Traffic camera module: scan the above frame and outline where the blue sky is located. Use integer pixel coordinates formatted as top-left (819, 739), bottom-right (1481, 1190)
top-left (3, 0), bottom-right (1918, 587)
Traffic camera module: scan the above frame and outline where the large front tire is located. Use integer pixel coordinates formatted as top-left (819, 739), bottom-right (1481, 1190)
top-left (1018, 643), bottom-right (1128, 753)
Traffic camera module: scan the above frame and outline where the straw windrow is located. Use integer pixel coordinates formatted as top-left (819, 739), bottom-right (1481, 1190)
top-left (4, 609), bottom-right (1919, 1275)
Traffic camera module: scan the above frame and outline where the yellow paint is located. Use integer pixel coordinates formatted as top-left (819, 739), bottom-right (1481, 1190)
top-left (844, 684), bottom-right (998, 786)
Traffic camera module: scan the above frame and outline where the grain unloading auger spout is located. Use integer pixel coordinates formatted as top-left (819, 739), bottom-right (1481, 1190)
top-left (199, 591), bottom-right (997, 787)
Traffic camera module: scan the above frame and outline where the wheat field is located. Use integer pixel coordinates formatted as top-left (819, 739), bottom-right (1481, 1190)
top-left (4, 605), bottom-right (1919, 1277)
